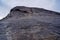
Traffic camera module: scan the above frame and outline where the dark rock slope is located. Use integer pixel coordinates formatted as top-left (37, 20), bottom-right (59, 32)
top-left (0, 6), bottom-right (60, 40)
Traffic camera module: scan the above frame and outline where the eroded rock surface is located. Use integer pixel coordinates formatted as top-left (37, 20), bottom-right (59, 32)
top-left (0, 6), bottom-right (60, 40)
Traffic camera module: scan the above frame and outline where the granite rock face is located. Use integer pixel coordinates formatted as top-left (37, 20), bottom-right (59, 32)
top-left (0, 6), bottom-right (60, 40)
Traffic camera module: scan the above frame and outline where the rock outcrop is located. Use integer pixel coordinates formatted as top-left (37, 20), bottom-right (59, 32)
top-left (0, 6), bottom-right (60, 40)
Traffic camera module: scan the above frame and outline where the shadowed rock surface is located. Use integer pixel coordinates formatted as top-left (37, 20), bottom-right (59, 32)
top-left (0, 6), bottom-right (60, 40)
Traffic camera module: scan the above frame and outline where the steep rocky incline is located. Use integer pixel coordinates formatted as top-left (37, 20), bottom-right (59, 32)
top-left (0, 6), bottom-right (60, 40)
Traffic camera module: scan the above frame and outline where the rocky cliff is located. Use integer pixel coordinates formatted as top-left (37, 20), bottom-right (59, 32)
top-left (0, 6), bottom-right (60, 40)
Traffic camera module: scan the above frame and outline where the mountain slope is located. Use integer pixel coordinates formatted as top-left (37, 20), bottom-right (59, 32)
top-left (0, 6), bottom-right (60, 40)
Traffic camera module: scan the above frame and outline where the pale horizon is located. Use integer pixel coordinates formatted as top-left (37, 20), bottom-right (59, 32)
top-left (0, 0), bottom-right (60, 19)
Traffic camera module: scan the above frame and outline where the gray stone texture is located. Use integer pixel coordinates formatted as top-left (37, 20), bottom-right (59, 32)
top-left (0, 6), bottom-right (60, 40)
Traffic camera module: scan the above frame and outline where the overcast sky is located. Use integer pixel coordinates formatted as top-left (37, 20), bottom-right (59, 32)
top-left (0, 0), bottom-right (60, 19)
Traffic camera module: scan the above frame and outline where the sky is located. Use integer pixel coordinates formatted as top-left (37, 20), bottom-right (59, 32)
top-left (0, 0), bottom-right (60, 19)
